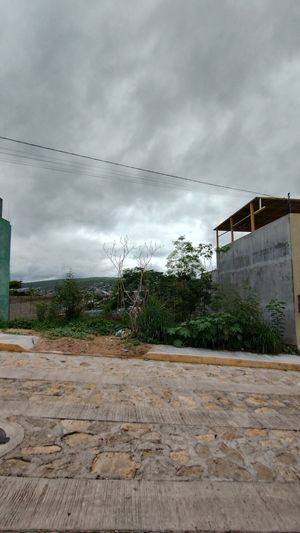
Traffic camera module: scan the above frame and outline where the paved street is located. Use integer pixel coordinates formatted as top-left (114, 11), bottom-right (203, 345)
top-left (0, 350), bottom-right (300, 531)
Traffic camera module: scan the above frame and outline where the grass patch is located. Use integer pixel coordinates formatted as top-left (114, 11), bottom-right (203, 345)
top-left (0, 316), bottom-right (124, 339)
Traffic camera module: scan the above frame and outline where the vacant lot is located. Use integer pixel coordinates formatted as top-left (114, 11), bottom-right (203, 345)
top-left (0, 350), bottom-right (299, 532)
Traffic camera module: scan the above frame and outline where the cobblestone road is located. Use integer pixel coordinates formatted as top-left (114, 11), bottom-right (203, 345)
top-left (0, 350), bottom-right (299, 531)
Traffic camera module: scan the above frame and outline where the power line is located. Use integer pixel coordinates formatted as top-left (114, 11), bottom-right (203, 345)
top-left (0, 147), bottom-right (259, 198)
top-left (0, 146), bottom-right (186, 183)
top-left (0, 134), bottom-right (273, 197)
top-left (0, 155), bottom-right (195, 193)
top-left (0, 147), bottom-right (196, 192)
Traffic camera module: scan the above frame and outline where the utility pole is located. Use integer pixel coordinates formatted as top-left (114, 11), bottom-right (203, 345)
top-left (288, 192), bottom-right (292, 213)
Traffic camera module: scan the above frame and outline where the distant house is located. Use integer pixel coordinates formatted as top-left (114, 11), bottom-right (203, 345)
top-left (214, 197), bottom-right (300, 349)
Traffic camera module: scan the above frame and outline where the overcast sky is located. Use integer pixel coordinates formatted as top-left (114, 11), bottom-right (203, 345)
top-left (0, 0), bottom-right (300, 281)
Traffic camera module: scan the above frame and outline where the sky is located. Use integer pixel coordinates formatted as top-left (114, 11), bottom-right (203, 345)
top-left (0, 0), bottom-right (300, 281)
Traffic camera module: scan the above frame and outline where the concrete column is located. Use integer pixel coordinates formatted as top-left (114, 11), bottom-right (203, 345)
top-left (0, 216), bottom-right (11, 320)
top-left (250, 203), bottom-right (255, 232)
top-left (230, 217), bottom-right (234, 242)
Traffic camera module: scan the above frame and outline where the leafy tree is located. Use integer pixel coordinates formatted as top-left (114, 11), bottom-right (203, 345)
top-left (105, 235), bottom-right (214, 333)
top-left (166, 235), bottom-right (212, 279)
top-left (56, 271), bottom-right (82, 321)
top-left (112, 267), bottom-right (213, 324)
top-left (9, 280), bottom-right (22, 289)
top-left (121, 268), bottom-right (164, 305)
top-left (165, 236), bottom-right (213, 319)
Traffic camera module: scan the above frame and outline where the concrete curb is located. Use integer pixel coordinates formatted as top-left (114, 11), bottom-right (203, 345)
top-left (146, 351), bottom-right (300, 371)
top-left (0, 343), bottom-right (25, 352)
top-left (0, 334), bottom-right (39, 352)
top-left (23, 348), bottom-right (300, 371)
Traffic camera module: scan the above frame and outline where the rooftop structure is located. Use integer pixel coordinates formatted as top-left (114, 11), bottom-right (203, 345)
top-left (214, 196), bottom-right (300, 247)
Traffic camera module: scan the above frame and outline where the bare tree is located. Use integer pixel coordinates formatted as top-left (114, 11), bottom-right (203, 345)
top-left (103, 238), bottom-right (160, 331)
top-left (128, 242), bottom-right (160, 331)
top-left (103, 236), bottom-right (133, 309)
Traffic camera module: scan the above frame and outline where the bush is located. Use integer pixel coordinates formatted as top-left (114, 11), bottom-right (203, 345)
top-left (135, 296), bottom-right (173, 343)
top-left (0, 318), bottom-right (34, 330)
top-left (36, 302), bottom-right (48, 322)
top-left (168, 313), bottom-right (242, 351)
top-left (36, 301), bottom-right (58, 323)
top-left (251, 319), bottom-right (283, 354)
top-left (168, 310), bottom-right (283, 355)
top-left (46, 317), bottom-right (124, 339)
top-left (113, 268), bottom-right (214, 324)
top-left (207, 284), bottom-right (285, 353)
top-left (0, 315), bottom-right (124, 340)
top-left (55, 272), bottom-right (83, 321)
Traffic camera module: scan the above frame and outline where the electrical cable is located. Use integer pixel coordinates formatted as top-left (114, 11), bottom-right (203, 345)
top-left (0, 135), bottom-right (273, 197)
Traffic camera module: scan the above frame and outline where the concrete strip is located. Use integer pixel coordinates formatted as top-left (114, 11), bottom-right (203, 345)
top-left (146, 350), bottom-right (300, 371)
top-left (148, 344), bottom-right (297, 360)
top-left (1, 399), bottom-right (299, 430)
top-left (147, 344), bottom-right (300, 370)
top-left (35, 346), bottom-right (300, 371)
top-left (0, 334), bottom-right (39, 351)
top-left (0, 476), bottom-right (299, 532)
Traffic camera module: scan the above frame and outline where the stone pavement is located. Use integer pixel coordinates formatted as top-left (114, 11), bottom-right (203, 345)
top-left (0, 350), bottom-right (299, 531)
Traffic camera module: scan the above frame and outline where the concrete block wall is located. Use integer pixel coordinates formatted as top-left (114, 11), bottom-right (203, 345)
top-left (9, 296), bottom-right (53, 320)
top-left (216, 214), bottom-right (300, 347)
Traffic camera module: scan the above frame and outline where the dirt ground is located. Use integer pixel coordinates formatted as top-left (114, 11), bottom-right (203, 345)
top-left (34, 334), bottom-right (151, 358)
top-left (2, 325), bottom-right (151, 357)
top-left (2, 328), bottom-right (151, 358)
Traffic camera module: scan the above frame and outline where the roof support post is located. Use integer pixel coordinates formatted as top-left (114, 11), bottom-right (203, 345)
top-left (230, 217), bottom-right (234, 242)
top-left (250, 202), bottom-right (255, 232)
top-left (216, 230), bottom-right (219, 250)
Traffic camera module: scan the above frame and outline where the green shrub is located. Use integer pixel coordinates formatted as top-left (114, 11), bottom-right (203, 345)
top-left (9, 280), bottom-right (22, 290)
top-left (168, 310), bottom-right (283, 354)
top-left (36, 301), bottom-right (58, 323)
top-left (36, 302), bottom-right (49, 322)
top-left (207, 284), bottom-right (285, 353)
top-left (55, 272), bottom-right (83, 321)
top-left (114, 267), bottom-right (214, 324)
top-left (251, 319), bottom-right (282, 354)
top-left (0, 315), bottom-right (124, 339)
top-left (0, 318), bottom-right (35, 330)
top-left (136, 296), bottom-right (173, 343)
top-left (168, 313), bottom-right (242, 351)
top-left (46, 317), bottom-right (123, 339)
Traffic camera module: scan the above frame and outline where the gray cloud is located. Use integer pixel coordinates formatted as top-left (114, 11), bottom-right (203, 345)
top-left (0, 0), bottom-right (299, 280)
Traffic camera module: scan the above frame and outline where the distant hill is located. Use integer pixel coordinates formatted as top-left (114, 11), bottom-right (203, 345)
top-left (22, 277), bottom-right (117, 290)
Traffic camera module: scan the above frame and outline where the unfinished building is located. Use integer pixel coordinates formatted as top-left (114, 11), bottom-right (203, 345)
top-left (214, 197), bottom-right (300, 349)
